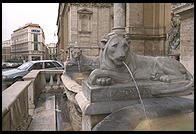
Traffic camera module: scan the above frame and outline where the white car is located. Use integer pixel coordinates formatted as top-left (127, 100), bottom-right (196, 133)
top-left (2, 60), bottom-right (64, 90)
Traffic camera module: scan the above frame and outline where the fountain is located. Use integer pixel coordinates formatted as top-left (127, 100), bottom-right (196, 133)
top-left (61, 3), bottom-right (193, 130)
top-left (61, 48), bottom-right (99, 130)
top-left (61, 32), bottom-right (194, 131)
top-left (123, 61), bottom-right (150, 129)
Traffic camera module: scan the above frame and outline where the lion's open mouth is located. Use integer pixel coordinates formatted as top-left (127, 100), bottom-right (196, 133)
top-left (113, 58), bottom-right (126, 66)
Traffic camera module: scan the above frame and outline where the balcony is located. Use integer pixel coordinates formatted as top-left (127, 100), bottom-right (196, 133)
top-left (2, 69), bottom-right (72, 131)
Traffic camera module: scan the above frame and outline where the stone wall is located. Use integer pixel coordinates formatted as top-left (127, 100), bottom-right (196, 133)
top-left (2, 81), bottom-right (32, 131)
top-left (57, 3), bottom-right (113, 62)
top-left (126, 3), bottom-right (171, 56)
top-left (69, 4), bottom-right (113, 56)
top-left (57, 3), bottom-right (172, 59)
top-left (179, 8), bottom-right (194, 75)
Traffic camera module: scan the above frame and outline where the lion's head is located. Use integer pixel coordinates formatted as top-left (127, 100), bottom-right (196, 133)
top-left (100, 33), bottom-right (130, 70)
top-left (70, 48), bottom-right (82, 62)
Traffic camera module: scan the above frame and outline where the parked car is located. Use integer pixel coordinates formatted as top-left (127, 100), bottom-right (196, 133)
top-left (2, 62), bottom-right (22, 69)
top-left (2, 62), bottom-right (7, 69)
top-left (2, 60), bottom-right (64, 90)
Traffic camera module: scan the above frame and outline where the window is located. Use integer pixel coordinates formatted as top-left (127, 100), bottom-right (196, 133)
top-left (32, 56), bottom-right (40, 61)
top-left (81, 14), bottom-right (89, 31)
top-left (18, 62), bottom-right (33, 70)
top-left (34, 34), bottom-right (38, 50)
top-left (29, 62), bottom-right (43, 70)
top-left (34, 42), bottom-right (38, 50)
top-left (52, 61), bottom-right (62, 67)
top-left (34, 34), bottom-right (38, 42)
top-left (44, 62), bottom-right (56, 68)
top-left (77, 9), bottom-right (92, 33)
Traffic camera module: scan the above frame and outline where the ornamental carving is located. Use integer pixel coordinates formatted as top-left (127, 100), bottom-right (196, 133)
top-left (167, 12), bottom-right (181, 54)
top-left (70, 3), bottom-right (112, 8)
top-left (78, 9), bottom-right (92, 33)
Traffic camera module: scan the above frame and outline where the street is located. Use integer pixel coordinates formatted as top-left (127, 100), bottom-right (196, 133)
top-left (2, 67), bottom-right (17, 91)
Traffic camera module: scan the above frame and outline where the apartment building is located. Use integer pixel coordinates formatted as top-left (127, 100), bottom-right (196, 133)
top-left (2, 39), bottom-right (12, 61)
top-left (11, 23), bottom-right (46, 61)
top-left (47, 43), bottom-right (57, 60)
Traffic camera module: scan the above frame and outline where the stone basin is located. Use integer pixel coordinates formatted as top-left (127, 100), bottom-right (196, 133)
top-left (62, 72), bottom-right (194, 131)
top-left (133, 112), bottom-right (194, 131)
top-left (92, 96), bottom-right (194, 131)
top-left (61, 72), bottom-right (89, 131)
top-left (71, 72), bottom-right (90, 85)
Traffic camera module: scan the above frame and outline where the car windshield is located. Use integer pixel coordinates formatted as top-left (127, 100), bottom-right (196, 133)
top-left (17, 62), bottom-right (33, 70)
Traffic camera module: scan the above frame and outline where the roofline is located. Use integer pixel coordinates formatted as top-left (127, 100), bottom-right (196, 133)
top-left (14, 23), bottom-right (41, 32)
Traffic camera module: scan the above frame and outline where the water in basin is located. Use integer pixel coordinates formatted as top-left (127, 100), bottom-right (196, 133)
top-left (71, 73), bottom-right (89, 85)
top-left (133, 112), bottom-right (194, 131)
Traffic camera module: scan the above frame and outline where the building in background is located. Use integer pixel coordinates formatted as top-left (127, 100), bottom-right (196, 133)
top-left (56, 3), bottom-right (113, 62)
top-left (2, 39), bottom-right (12, 61)
top-left (171, 3), bottom-right (194, 75)
top-left (44, 44), bottom-right (49, 60)
top-left (56, 3), bottom-right (193, 75)
top-left (11, 23), bottom-right (46, 61)
top-left (56, 3), bottom-right (171, 63)
top-left (47, 43), bottom-right (57, 60)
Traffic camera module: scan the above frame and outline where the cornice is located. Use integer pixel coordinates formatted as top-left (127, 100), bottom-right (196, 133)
top-left (69, 3), bottom-right (113, 8)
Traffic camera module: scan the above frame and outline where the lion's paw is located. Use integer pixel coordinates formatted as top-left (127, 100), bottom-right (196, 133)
top-left (96, 77), bottom-right (112, 86)
top-left (159, 75), bottom-right (171, 83)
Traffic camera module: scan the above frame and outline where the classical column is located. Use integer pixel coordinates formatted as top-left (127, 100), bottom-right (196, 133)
top-left (112, 3), bottom-right (126, 35)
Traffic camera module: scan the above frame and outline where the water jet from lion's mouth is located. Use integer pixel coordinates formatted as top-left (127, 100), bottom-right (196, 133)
top-left (77, 59), bottom-right (81, 73)
top-left (122, 61), bottom-right (151, 129)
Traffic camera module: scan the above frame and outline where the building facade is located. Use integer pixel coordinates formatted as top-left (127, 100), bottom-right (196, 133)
top-left (2, 39), bottom-right (12, 61)
top-left (47, 43), bottom-right (57, 60)
top-left (125, 3), bottom-right (171, 56)
top-left (11, 23), bottom-right (46, 61)
top-left (56, 3), bottom-right (172, 63)
top-left (56, 3), bottom-right (113, 62)
top-left (171, 3), bottom-right (194, 75)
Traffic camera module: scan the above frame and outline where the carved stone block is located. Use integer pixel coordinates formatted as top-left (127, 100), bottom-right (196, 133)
top-left (82, 80), bottom-right (153, 103)
top-left (82, 79), bottom-right (192, 103)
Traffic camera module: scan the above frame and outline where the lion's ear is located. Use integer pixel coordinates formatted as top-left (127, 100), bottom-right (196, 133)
top-left (125, 36), bottom-right (131, 45)
top-left (100, 35), bottom-right (109, 49)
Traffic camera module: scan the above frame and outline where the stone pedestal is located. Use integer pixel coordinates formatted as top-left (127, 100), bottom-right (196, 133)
top-left (75, 79), bottom-right (193, 131)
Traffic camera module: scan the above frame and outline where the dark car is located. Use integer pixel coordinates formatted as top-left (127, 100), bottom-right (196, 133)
top-left (2, 60), bottom-right (64, 90)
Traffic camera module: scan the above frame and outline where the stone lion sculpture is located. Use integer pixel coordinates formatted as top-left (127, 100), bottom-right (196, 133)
top-left (65, 48), bottom-right (99, 72)
top-left (87, 33), bottom-right (193, 95)
top-left (70, 48), bottom-right (83, 64)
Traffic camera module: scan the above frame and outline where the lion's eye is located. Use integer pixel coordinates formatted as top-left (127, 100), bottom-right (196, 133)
top-left (112, 44), bottom-right (117, 48)
top-left (123, 44), bottom-right (128, 49)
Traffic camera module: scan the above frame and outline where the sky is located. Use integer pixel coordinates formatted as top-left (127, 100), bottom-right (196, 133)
top-left (2, 3), bottom-right (59, 44)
